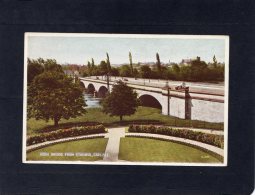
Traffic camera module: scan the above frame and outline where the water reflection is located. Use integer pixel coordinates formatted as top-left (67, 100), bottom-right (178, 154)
top-left (84, 93), bottom-right (102, 108)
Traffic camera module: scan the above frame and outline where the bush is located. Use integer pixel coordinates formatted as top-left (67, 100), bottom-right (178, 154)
top-left (38, 122), bottom-right (101, 133)
top-left (27, 125), bottom-right (106, 146)
top-left (128, 125), bottom-right (224, 148)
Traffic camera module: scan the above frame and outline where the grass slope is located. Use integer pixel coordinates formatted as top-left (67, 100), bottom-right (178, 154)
top-left (119, 137), bottom-right (221, 163)
top-left (27, 107), bottom-right (223, 136)
top-left (27, 138), bottom-right (108, 161)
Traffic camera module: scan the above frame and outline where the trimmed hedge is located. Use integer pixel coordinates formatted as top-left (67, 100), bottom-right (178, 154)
top-left (128, 125), bottom-right (224, 148)
top-left (27, 125), bottom-right (106, 146)
top-left (38, 122), bottom-right (101, 133)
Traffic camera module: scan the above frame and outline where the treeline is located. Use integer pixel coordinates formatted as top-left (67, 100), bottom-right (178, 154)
top-left (67, 53), bottom-right (224, 82)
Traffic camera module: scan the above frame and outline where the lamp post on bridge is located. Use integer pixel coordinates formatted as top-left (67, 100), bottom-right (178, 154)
top-left (164, 81), bottom-right (170, 116)
top-left (106, 73), bottom-right (110, 91)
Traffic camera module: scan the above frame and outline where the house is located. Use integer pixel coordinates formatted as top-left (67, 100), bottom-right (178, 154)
top-left (181, 56), bottom-right (201, 65)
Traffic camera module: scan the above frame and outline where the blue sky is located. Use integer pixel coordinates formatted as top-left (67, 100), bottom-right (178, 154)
top-left (27, 35), bottom-right (227, 65)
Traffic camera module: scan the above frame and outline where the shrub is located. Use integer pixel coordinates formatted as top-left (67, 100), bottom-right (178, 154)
top-left (27, 125), bottom-right (106, 146)
top-left (128, 125), bottom-right (224, 148)
top-left (38, 122), bottom-right (101, 133)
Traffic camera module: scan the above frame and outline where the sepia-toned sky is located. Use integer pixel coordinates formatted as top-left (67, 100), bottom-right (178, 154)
top-left (26, 34), bottom-right (227, 65)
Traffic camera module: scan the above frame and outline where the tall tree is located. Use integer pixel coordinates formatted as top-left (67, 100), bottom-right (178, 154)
top-left (213, 55), bottom-right (218, 68)
top-left (91, 58), bottom-right (95, 68)
top-left (129, 52), bottom-right (133, 75)
top-left (27, 58), bottom-right (44, 84)
top-left (102, 81), bottom-right (140, 121)
top-left (106, 52), bottom-right (111, 73)
top-left (156, 53), bottom-right (161, 73)
top-left (213, 55), bottom-right (217, 64)
top-left (28, 64), bottom-right (86, 126)
top-left (87, 61), bottom-right (91, 75)
top-left (90, 58), bottom-right (95, 76)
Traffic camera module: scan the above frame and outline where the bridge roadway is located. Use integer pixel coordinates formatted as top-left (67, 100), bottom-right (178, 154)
top-left (82, 76), bottom-right (224, 96)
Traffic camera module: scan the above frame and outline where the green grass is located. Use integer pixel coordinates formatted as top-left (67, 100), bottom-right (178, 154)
top-left (27, 138), bottom-right (108, 161)
top-left (119, 137), bottom-right (222, 163)
top-left (27, 106), bottom-right (223, 136)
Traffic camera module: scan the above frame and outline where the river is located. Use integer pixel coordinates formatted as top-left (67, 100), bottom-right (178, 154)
top-left (84, 93), bottom-right (102, 108)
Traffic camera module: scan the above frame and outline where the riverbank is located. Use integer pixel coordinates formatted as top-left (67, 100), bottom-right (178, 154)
top-left (27, 107), bottom-right (224, 136)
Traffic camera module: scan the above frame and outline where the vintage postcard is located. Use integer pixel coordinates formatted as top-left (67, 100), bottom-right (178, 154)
top-left (23, 33), bottom-right (229, 166)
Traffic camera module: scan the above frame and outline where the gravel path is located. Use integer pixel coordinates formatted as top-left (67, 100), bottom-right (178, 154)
top-left (103, 127), bottom-right (125, 161)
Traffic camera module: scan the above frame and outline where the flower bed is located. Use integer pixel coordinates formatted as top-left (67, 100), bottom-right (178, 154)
top-left (128, 125), bottom-right (224, 148)
top-left (27, 125), bottom-right (106, 146)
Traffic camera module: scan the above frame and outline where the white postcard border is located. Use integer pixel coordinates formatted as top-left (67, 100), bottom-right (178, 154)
top-left (23, 33), bottom-right (229, 166)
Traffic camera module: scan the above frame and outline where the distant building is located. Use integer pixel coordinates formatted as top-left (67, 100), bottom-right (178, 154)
top-left (181, 56), bottom-right (201, 65)
top-left (64, 70), bottom-right (74, 77)
top-left (64, 70), bottom-right (80, 77)
top-left (74, 70), bottom-right (79, 76)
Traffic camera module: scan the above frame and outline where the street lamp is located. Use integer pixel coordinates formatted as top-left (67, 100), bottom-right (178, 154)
top-left (106, 72), bottom-right (110, 91)
top-left (164, 81), bottom-right (170, 116)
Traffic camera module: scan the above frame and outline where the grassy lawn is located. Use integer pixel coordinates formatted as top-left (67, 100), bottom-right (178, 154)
top-left (27, 138), bottom-right (108, 161)
top-left (27, 106), bottom-right (223, 136)
top-left (119, 137), bottom-right (222, 163)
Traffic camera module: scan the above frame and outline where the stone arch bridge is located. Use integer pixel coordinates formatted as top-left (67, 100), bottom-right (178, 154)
top-left (80, 77), bottom-right (225, 123)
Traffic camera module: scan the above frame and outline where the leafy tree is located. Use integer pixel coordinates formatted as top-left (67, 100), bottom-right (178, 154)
top-left (160, 66), bottom-right (168, 79)
top-left (91, 58), bottom-right (95, 68)
top-left (150, 70), bottom-right (159, 79)
top-left (99, 60), bottom-right (108, 75)
top-left (140, 65), bottom-right (152, 78)
top-left (44, 59), bottom-right (63, 72)
top-left (133, 68), bottom-right (139, 79)
top-left (129, 52), bottom-right (133, 75)
top-left (27, 58), bottom-right (44, 84)
top-left (172, 64), bottom-right (180, 74)
top-left (102, 81), bottom-right (140, 121)
top-left (213, 55), bottom-right (217, 66)
top-left (28, 70), bottom-right (86, 126)
top-left (27, 58), bottom-right (63, 83)
top-left (82, 71), bottom-right (88, 77)
top-left (180, 65), bottom-right (192, 80)
top-left (110, 67), bottom-right (120, 76)
top-left (91, 66), bottom-right (100, 76)
top-left (190, 58), bottom-right (208, 81)
top-left (87, 61), bottom-right (91, 75)
top-left (119, 65), bottom-right (132, 77)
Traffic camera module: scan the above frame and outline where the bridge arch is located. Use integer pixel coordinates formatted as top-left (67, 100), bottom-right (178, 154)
top-left (79, 81), bottom-right (86, 91)
top-left (87, 83), bottom-right (96, 93)
top-left (98, 86), bottom-right (108, 98)
top-left (138, 94), bottom-right (162, 110)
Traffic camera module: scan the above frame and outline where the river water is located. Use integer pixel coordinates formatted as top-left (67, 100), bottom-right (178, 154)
top-left (84, 93), bottom-right (102, 108)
